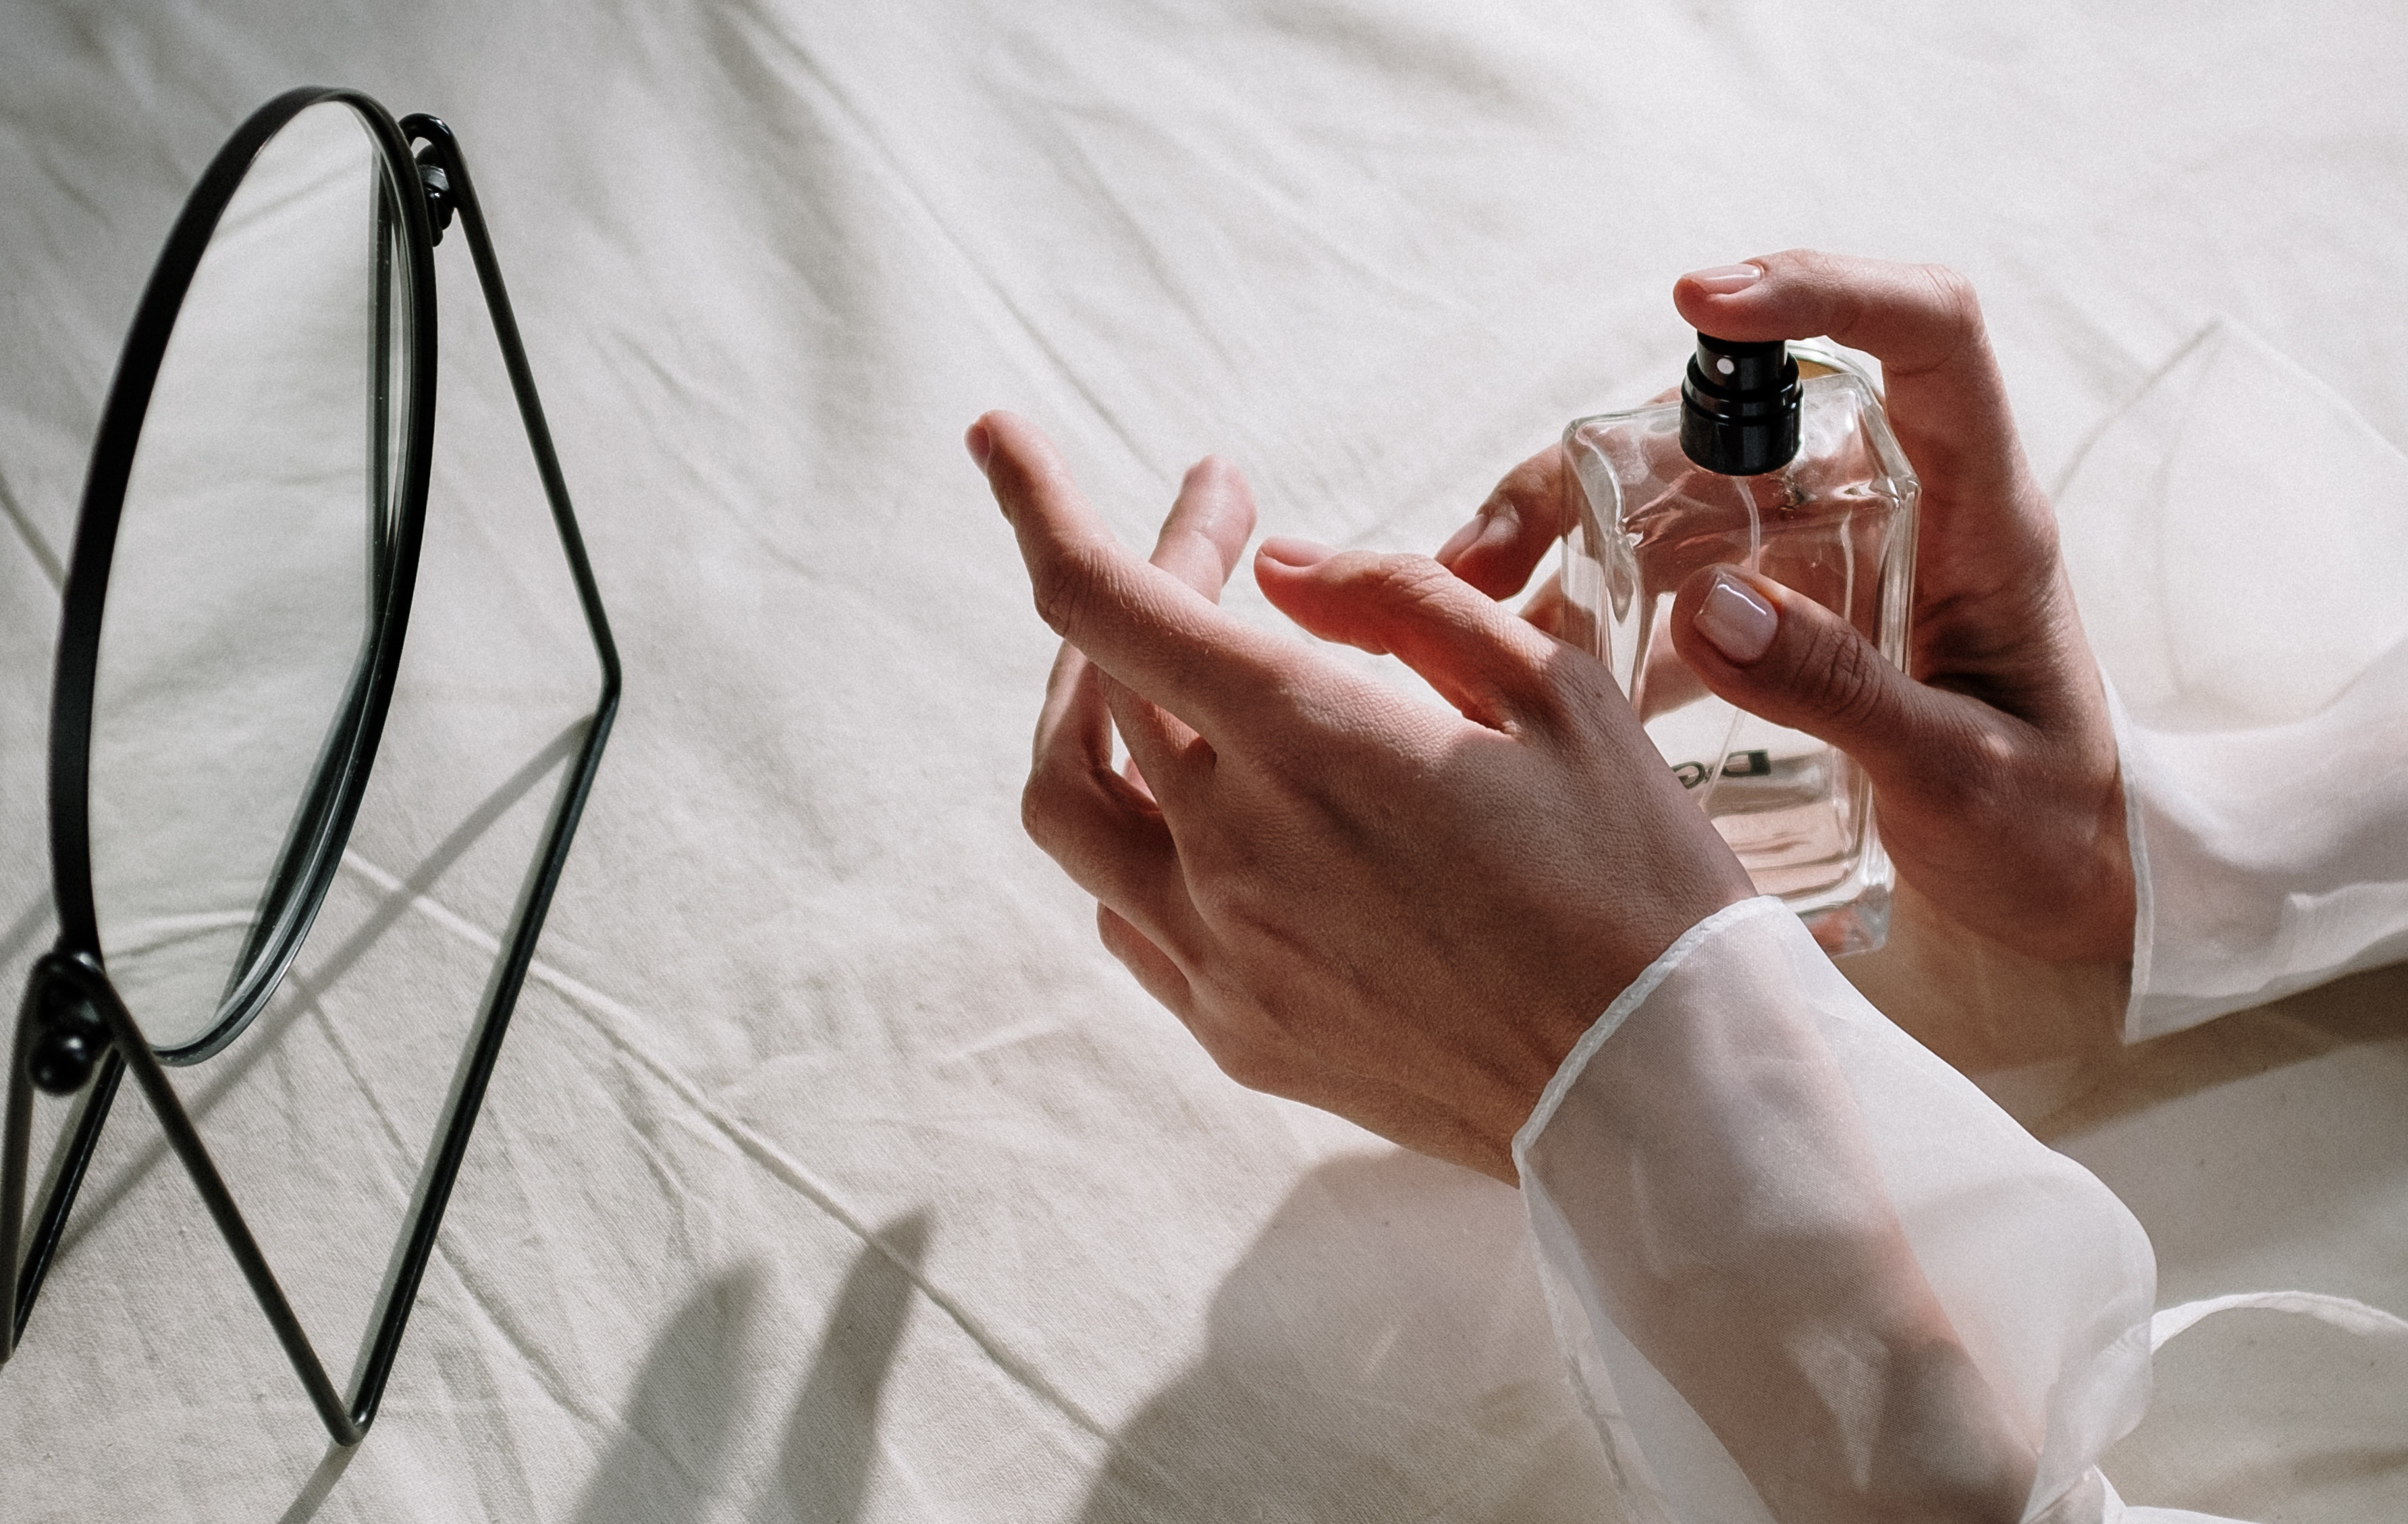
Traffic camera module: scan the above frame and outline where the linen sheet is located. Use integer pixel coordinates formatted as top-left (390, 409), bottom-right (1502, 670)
top-left (3, 3), bottom-right (2404, 1520)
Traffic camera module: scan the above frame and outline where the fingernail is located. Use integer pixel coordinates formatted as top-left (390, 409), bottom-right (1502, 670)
top-left (1696, 568), bottom-right (1777, 663)
top-left (1439, 505), bottom-right (1520, 566)
top-left (1258, 536), bottom-right (1335, 568)
top-left (1682, 263), bottom-right (1763, 295)
top-left (965, 420), bottom-right (993, 470)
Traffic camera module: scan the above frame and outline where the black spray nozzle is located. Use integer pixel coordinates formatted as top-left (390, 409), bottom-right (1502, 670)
top-left (1680, 332), bottom-right (1800, 476)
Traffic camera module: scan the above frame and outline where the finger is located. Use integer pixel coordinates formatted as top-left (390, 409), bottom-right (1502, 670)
top-left (1635, 639), bottom-right (1708, 722)
top-left (1025, 641), bottom-right (1198, 951)
top-left (1435, 445), bottom-right (1573, 600)
top-left (1096, 903), bottom-right (1194, 1017)
top-left (1150, 454), bottom-right (1256, 593)
top-left (972, 411), bottom-right (1291, 743)
top-left (1254, 540), bottom-right (1569, 732)
top-left (1517, 575), bottom-right (1570, 641)
top-left (1670, 251), bottom-right (2044, 542)
top-left (1118, 753), bottom-right (1156, 805)
top-left (1101, 677), bottom-right (1200, 806)
top-left (1668, 564), bottom-right (1999, 794)
top-left (1102, 454), bottom-right (1260, 796)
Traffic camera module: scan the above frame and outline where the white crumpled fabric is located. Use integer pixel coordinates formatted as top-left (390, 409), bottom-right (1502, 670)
top-left (1516, 323), bottom-right (2408, 1524)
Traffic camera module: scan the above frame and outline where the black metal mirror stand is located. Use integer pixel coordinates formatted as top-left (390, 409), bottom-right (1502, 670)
top-left (0, 106), bottom-right (619, 1447)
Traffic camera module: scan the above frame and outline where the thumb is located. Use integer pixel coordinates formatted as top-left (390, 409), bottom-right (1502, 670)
top-left (1669, 566), bottom-right (1981, 787)
top-left (1254, 538), bottom-right (1566, 731)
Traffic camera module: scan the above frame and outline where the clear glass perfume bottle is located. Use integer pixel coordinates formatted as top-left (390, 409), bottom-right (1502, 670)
top-left (1558, 335), bottom-right (1918, 954)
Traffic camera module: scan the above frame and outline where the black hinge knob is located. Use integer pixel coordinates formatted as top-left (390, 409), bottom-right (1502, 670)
top-left (417, 153), bottom-right (456, 246)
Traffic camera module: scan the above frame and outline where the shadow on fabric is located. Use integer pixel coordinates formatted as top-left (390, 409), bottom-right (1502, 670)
top-left (568, 1267), bottom-right (768, 1524)
top-left (2029, 959), bottom-right (2408, 1142)
top-left (1072, 1151), bottom-right (1626, 1524)
top-left (2105, 1303), bottom-right (2408, 1519)
top-left (273, 1438), bottom-right (359, 1524)
top-left (778, 1211), bottom-right (930, 1519)
top-left (560, 1212), bottom-right (928, 1523)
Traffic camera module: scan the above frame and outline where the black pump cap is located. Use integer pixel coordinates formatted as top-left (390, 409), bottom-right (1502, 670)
top-left (1680, 333), bottom-right (1800, 476)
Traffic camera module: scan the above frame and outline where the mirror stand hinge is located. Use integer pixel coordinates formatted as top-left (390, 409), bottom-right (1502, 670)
top-left (416, 154), bottom-right (456, 246)
top-left (26, 964), bottom-right (109, 1098)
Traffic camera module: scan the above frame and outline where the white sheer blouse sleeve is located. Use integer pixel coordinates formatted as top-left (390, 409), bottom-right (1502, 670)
top-left (1514, 897), bottom-right (2255, 1524)
top-left (2055, 319), bottom-right (2408, 1043)
top-left (1516, 323), bottom-right (2408, 1522)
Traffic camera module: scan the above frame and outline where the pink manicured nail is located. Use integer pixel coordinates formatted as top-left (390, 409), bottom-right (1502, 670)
top-left (1439, 508), bottom-right (1520, 565)
top-left (1696, 568), bottom-right (1777, 663)
top-left (964, 420), bottom-right (993, 469)
top-left (1682, 263), bottom-right (1763, 295)
top-left (1258, 536), bottom-right (1335, 568)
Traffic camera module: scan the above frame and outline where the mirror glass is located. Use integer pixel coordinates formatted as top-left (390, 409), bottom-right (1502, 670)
top-left (86, 100), bottom-right (409, 1053)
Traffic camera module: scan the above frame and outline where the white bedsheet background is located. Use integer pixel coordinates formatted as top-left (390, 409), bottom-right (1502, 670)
top-left (2, 3), bottom-right (2404, 1520)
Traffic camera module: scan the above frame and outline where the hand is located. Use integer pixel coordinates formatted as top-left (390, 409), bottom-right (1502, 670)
top-left (971, 411), bottom-right (1753, 1182)
top-left (1439, 251), bottom-right (2135, 983)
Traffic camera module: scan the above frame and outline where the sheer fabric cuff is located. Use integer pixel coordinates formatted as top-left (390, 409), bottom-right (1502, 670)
top-left (2051, 319), bottom-right (2408, 1045)
top-left (1516, 898), bottom-right (2158, 1524)
top-left (2110, 664), bottom-right (2408, 1043)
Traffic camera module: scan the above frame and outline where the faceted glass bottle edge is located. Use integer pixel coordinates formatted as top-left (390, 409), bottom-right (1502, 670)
top-left (1557, 355), bottom-right (1920, 957)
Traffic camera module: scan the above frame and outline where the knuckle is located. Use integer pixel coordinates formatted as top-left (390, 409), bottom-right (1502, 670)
top-left (1208, 1035), bottom-right (1283, 1094)
top-left (1019, 770), bottom-right (1067, 848)
top-left (1915, 263), bottom-right (1986, 352)
top-left (1364, 552), bottom-right (1451, 601)
top-left (1798, 623), bottom-right (1892, 732)
top-left (1093, 901), bottom-right (1152, 964)
top-left (1029, 545), bottom-right (1104, 635)
top-left (1021, 754), bottom-right (1104, 853)
top-left (1360, 554), bottom-right (1474, 628)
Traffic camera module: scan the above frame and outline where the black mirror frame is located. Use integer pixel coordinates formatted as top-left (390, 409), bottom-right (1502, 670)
top-left (1, 86), bottom-right (621, 1448)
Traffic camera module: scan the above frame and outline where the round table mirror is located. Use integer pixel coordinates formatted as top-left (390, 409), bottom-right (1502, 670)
top-left (63, 94), bottom-right (433, 1064)
top-left (8, 84), bottom-right (612, 1446)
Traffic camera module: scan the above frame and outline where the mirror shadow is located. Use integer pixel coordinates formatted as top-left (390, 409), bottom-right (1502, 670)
top-left (49, 719), bottom-right (589, 1266)
top-left (271, 1438), bottom-right (360, 1524)
top-left (776, 1211), bottom-right (930, 1521)
top-left (1073, 1151), bottom-right (1621, 1524)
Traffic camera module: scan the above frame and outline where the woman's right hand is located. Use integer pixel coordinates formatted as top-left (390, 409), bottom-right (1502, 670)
top-left (1437, 251), bottom-right (2136, 1053)
top-left (972, 410), bottom-right (1757, 1183)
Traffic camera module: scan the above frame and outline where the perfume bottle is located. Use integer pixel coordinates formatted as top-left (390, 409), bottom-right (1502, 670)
top-left (1559, 334), bottom-right (1918, 954)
